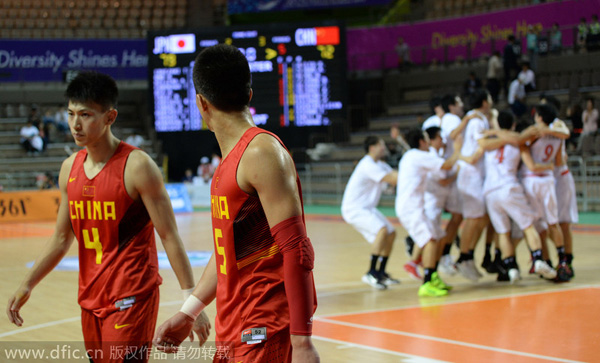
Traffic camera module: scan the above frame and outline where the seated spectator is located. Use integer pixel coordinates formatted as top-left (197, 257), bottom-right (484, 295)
top-left (37, 172), bottom-right (58, 190)
top-left (508, 74), bottom-right (527, 118)
top-left (20, 120), bottom-right (44, 155)
top-left (518, 62), bottom-right (536, 92)
top-left (182, 168), bottom-right (194, 183)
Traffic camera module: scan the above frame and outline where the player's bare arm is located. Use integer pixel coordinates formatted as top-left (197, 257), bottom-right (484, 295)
top-left (555, 143), bottom-right (565, 167)
top-left (438, 173), bottom-right (457, 187)
top-left (449, 113), bottom-right (476, 140)
top-left (238, 133), bottom-right (320, 363)
top-left (125, 150), bottom-right (211, 342)
top-left (520, 145), bottom-right (554, 172)
top-left (543, 120), bottom-right (570, 139)
top-left (153, 255), bottom-right (217, 353)
top-left (7, 155), bottom-right (77, 326)
top-left (125, 150), bottom-right (193, 289)
top-left (381, 170), bottom-right (399, 186)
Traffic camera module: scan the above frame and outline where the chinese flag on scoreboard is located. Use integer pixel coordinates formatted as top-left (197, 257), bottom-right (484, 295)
top-left (315, 27), bottom-right (340, 45)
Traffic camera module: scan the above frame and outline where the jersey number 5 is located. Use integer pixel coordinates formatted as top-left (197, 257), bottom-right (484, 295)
top-left (214, 228), bottom-right (227, 275)
top-left (83, 228), bottom-right (103, 264)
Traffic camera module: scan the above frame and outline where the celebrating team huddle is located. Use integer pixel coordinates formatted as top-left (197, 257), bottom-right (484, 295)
top-left (343, 89), bottom-right (577, 297)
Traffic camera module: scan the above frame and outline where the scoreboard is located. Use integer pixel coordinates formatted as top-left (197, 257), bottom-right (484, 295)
top-left (148, 22), bottom-right (347, 132)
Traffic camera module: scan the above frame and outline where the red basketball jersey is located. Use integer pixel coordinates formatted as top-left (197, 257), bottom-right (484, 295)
top-left (67, 142), bottom-right (161, 317)
top-left (211, 127), bottom-right (303, 356)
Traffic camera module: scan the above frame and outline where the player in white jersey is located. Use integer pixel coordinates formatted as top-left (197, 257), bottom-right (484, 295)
top-left (422, 97), bottom-right (444, 130)
top-left (455, 90), bottom-right (492, 281)
top-left (396, 128), bottom-right (463, 297)
top-left (435, 94), bottom-right (468, 275)
top-left (479, 111), bottom-right (557, 282)
top-left (541, 95), bottom-right (578, 275)
top-left (403, 126), bottom-right (456, 281)
top-left (520, 103), bottom-right (572, 281)
top-left (342, 136), bottom-right (399, 290)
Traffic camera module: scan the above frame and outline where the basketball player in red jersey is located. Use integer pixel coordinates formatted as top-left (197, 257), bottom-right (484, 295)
top-left (6, 71), bottom-right (210, 362)
top-left (153, 45), bottom-right (319, 362)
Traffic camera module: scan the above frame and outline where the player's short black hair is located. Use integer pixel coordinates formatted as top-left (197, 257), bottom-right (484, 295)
top-left (534, 103), bottom-right (557, 125)
top-left (193, 44), bottom-right (252, 112)
top-left (406, 128), bottom-right (425, 149)
top-left (429, 96), bottom-right (442, 114)
top-left (498, 110), bottom-right (515, 130)
top-left (441, 94), bottom-right (458, 113)
top-left (515, 120), bottom-right (532, 133)
top-left (65, 71), bottom-right (118, 111)
top-left (470, 89), bottom-right (490, 109)
top-left (425, 126), bottom-right (441, 140)
top-left (364, 135), bottom-right (382, 153)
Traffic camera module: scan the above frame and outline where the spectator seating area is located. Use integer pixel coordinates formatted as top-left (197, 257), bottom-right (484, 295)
top-left (0, 82), bottom-right (157, 191)
top-left (0, 0), bottom-right (188, 39)
top-left (297, 50), bottom-right (600, 210)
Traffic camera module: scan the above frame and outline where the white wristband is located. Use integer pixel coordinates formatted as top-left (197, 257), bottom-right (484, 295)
top-left (182, 288), bottom-right (194, 300)
top-left (180, 295), bottom-right (206, 320)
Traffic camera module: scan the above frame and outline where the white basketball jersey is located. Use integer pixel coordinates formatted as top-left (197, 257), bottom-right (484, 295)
top-left (440, 113), bottom-right (461, 159)
top-left (520, 136), bottom-right (562, 177)
top-left (483, 144), bottom-right (521, 195)
top-left (461, 110), bottom-right (489, 173)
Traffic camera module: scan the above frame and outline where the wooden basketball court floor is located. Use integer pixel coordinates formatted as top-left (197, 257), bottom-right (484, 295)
top-left (1, 210), bottom-right (599, 362)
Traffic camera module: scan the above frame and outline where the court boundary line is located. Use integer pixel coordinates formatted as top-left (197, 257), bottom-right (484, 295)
top-left (316, 318), bottom-right (585, 363)
top-left (3, 284), bottom-right (597, 339)
top-left (311, 335), bottom-right (449, 362)
top-left (318, 283), bottom-right (600, 318)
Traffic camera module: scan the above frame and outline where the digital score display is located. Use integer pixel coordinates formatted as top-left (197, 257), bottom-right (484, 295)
top-left (148, 22), bottom-right (346, 132)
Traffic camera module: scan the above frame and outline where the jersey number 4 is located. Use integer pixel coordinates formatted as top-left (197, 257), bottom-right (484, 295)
top-left (214, 228), bottom-right (227, 275)
top-left (83, 228), bottom-right (103, 264)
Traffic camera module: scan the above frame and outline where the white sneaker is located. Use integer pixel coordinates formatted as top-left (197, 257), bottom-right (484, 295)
top-left (362, 272), bottom-right (387, 290)
top-left (456, 260), bottom-right (480, 282)
top-left (508, 268), bottom-right (521, 284)
top-left (439, 254), bottom-right (458, 276)
top-left (468, 259), bottom-right (483, 278)
top-left (534, 260), bottom-right (558, 280)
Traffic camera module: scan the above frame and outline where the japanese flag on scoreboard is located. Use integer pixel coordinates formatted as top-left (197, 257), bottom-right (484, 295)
top-left (169, 34), bottom-right (196, 54)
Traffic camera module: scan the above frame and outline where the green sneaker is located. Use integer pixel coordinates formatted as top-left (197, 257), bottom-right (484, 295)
top-left (431, 272), bottom-right (453, 291)
top-left (418, 281), bottom-right (449, 297)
